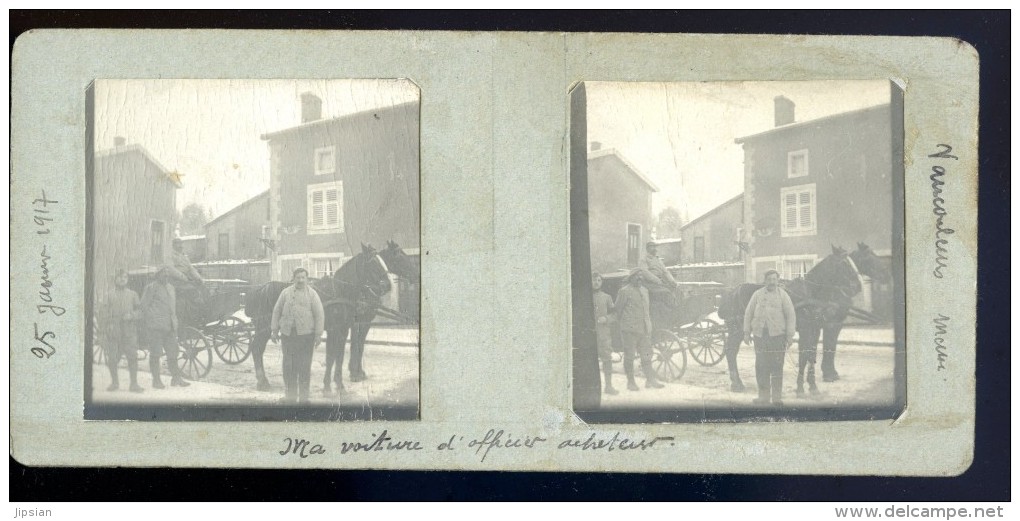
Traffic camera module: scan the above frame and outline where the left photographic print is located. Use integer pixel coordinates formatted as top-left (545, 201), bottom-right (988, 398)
top-left (85, 79), bottom-right (421, 421)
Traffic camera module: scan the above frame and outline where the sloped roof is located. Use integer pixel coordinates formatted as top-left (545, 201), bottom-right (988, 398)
top-left (681, 192), bottom-right (744, 230)
top-left (205, 190), bottom-right (270, 228)
top-left (734, 103), bottom-right (891, 144)
top-left (94, 143), bottom-right (182, 188)
top-left (260, 101), bottom-right (419, 140)
top-left (587, 148), bottom-right (659, 192)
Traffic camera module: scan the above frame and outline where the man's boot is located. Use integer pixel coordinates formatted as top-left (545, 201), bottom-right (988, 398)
top-left (640, 358), bottom-right (664, 389)
top-left (127, 356), bottom-right (143, 393)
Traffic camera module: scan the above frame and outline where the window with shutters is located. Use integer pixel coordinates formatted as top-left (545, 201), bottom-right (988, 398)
top-left (307, 181), bottom-right (344, 234)
top-left (780, 184), bottom-right (816, 237)
top-left (787, 149), bottom-right (809, 178)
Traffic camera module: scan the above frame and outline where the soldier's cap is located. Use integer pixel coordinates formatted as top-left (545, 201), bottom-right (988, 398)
top-left (646, 241), bottom-right (657, 248)
top-left (628, 269), bottom-right (644, 281)
top-left (172, 237), bottom-right (183, 243)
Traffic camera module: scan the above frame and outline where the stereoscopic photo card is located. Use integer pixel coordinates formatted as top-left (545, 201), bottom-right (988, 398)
top-left (11, 30), bottom-right (977, 475)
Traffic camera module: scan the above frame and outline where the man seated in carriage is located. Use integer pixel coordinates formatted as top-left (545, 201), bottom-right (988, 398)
top-left (167, 237), bottom-right (207, 303)
top-left (639, 241), bottom-right (678, 290)
top-left (168, 237), bottom-right (204, 285)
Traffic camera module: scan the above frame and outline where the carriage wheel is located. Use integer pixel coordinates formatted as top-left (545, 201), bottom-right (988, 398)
top-left (177, 326), bottom-right (213, 380)
top-left (689, 318), bottom-right (726, 367)
top-left (212, 317), bottom-right (253, 365)
top-left (651, 329), bottom-right (687, 382)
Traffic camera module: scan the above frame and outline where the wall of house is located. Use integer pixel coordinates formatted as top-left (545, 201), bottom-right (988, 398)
top-left (679, 195), bottom-right (744, 264)
top-left (267, 101), bottom-right (420, 280)
top-left (204, 194), bottom-right (270, 261)
top-left (92, 149), bottom-right (177, 296)
top-left (587, 154), bottom-right (654, 274)
top-left (742, 104), bottom-right (894, 320)
top-left (744, 105), bottom-right (893, 263)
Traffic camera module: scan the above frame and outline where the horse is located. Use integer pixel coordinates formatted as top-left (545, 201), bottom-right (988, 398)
top-left (717, 242), bottom-right (890, 395)
top-left (243, 242), bottom-right (413, 393)
top-left (318, 240), bottom-right (419, 395)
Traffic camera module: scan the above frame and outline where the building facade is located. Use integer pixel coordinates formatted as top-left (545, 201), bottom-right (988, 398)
top-left (203, 190), bottom-right (270, 261)
top-left (261, 94), bottom-right (420, 313)
top-left (587, 145), bottom-right (658, 275)
top-left (92, 141), bottom-right (180, 295)
top-left (737, 96), bottom-right (894, 317)
top-left (668, 193), bottom-right (747, 288)
top-left (680, 193), bottom-right (744, 265)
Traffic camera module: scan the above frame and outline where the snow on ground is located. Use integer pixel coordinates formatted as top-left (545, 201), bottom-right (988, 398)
top-left (90, 326), bottom-right (419, 408)
top-left (601, 327), bottom-right (898, 411)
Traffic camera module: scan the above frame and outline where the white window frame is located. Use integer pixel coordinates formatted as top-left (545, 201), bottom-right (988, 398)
top-left (780, 183), bottom-right (817, 237)
top-left (312, 257), bottom-right (343, 279)
top-left (787, 149), bottom-right (809, 179)
top-left (751, 254), bottom-right (817, 281)
top-left (314, 145), bottom-right (336, 176)
top-left (307, 181), bottom-right (344, 235)
top-left (277, 253), bottom-right (348, 281)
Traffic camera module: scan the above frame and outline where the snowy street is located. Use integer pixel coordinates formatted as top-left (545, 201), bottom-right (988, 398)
top-left (91, 325), bottom-right (419, 408)
top-left (600, 326), bottom-right (898, 411)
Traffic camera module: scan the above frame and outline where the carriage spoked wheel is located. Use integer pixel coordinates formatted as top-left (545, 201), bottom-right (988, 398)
top-left (211, 316), bottom-right (253, 365)
top-left (651, 329), bottom-right (687, 382)
top-left (688, 318), bottom-right (726, 367)
top-left (176, 326), bottom-right (213, 380)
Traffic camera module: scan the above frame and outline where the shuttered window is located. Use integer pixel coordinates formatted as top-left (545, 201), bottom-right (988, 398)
top-left (307, 181), bottom-right (344, 234)
top-left (780, 184), bottom-right (816, 237)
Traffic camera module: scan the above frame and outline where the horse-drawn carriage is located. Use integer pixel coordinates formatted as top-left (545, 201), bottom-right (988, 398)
top-left (598, 270), bottom-right (729, 383)
top-left (92, 268), bottom-right (258, 380)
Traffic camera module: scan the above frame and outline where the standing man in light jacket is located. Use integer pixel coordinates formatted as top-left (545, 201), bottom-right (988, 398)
top-left (271, 268), bottom-right (325, 404)
top-left (743, 270), bottom-right (797, 407)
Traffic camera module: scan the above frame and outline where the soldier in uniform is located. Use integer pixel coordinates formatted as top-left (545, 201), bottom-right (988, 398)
top-left (591, 272), bottom-right (618, 395)
top-left (614, 270), bottom-right (665, 391)
top-left (141, 267), bottom-right (190, 388)
top-left (99, 269), bottom-right (144, 393)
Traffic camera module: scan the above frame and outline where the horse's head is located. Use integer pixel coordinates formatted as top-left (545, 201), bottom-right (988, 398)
top-left (806, 245), bottom-right (863, 299)
top-left (849, 242), bottom-right (891, 284)
top-left (379, 240), bottom-right (420, 284)
top-left (351, 243), bottom-right (392, 298)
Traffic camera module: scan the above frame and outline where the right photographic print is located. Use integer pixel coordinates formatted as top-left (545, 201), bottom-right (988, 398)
top-left (570, 81), bottom-right (905, 422)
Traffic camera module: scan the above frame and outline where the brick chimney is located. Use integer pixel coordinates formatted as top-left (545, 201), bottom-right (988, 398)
top-left (590, 141), bottom-right (602, 151)
top-left (774, 96), bottom-right (795, 127)
top-left (114, 136), bottom-right (126, 147)
top-left (300, 92), bottom-right (322, 123)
